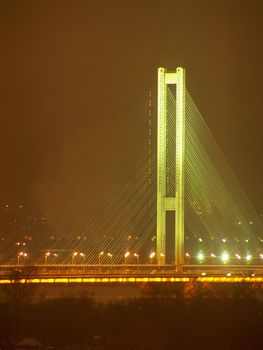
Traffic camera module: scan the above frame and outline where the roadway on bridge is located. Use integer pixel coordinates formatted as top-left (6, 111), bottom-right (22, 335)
top-left (0, 264), bottom-right (263, 284)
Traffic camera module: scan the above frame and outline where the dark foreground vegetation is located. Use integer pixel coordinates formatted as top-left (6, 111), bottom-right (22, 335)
top-left (0, 284), bottom-right (262, 350)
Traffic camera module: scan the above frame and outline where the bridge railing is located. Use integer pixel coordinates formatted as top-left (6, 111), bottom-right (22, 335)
top-left (0, 263), bottom-right (263, 279)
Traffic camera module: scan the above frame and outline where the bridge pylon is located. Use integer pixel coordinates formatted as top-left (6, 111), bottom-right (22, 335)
top-left (156, 67), bottom-right (186, 270)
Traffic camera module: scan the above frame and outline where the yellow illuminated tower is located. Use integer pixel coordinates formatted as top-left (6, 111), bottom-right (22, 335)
top-left (156, 67), bottom-right (185, 270)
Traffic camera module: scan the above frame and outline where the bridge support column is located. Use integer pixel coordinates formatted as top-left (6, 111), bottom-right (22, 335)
top-left (157, 67), bottom-right (167, 265)
top-left (175, 67), bottom-right (185, 271)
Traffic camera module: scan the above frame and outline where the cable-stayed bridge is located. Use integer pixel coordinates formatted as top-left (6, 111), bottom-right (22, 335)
top-left (1, 67), bottom-right (263, 284)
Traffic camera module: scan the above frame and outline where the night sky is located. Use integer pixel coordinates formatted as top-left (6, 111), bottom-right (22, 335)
top-left (1, 0), bottom-right (263, 227)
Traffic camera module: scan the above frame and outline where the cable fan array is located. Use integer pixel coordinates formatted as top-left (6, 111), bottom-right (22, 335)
top-left (0, 85), bottom-right (262, 265)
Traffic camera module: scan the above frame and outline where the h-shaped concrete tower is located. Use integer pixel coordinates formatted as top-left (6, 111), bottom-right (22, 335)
top-left (156, 67), bottom-right (186, 270)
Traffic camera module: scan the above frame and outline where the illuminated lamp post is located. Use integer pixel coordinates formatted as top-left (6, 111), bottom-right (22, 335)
top-left (160, 252), bottom-right (165, 265)
top-left (72, 251), bottom-right (78, 264)
top-left (17, 252), bottom-right (28, 265)
top-left (107, 253), bottom-right (113, 264)
top-left (99, 251), bottom-right (104, 265)
top-left (134, 253), bottom-right (139, 264)
top-left (79, 252), bottom-right (85, 264)
top-left (45, 251), bottom-right (51, 265)
top-left (149, 252), bottom-right (155, 264)
top-left (124, 251), bottom-right (130, 264)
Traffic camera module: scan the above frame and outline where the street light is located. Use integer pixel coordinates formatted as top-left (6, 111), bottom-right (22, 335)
top-left (197, 252), bottom-right (204, 262)
top-left (79, 252), bottom-right (85, 264)
top-left (99, 251), bottom-right (104, 265)
top-left (134, 253), bottom-right (139, 264)
top-left (124, 251), bottom-right (130, 264)
top-left (149, 252), bottom-right (155, 264)
top-left (17, 252), bottom-right (27, 265)
top-left (160, 253), bottom-right (165, 264)
top-left (72, 251), bottom-right (78, 264)
top-left (107, 253), bottom-right (113, 264)
top-left (245, 253), bottom-right (252, 262)
top-left (45, 251), bottom-right (51, 265)
top-left (185, 252), bottom-right (190, 263)
top-left (53, 253), bottom-right (58, 264)
top-left (221, 251), bottom-right (229, 263)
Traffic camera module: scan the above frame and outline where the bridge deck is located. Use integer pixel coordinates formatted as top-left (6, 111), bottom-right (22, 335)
top-left (0, 264), bottom-right (263, 284)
